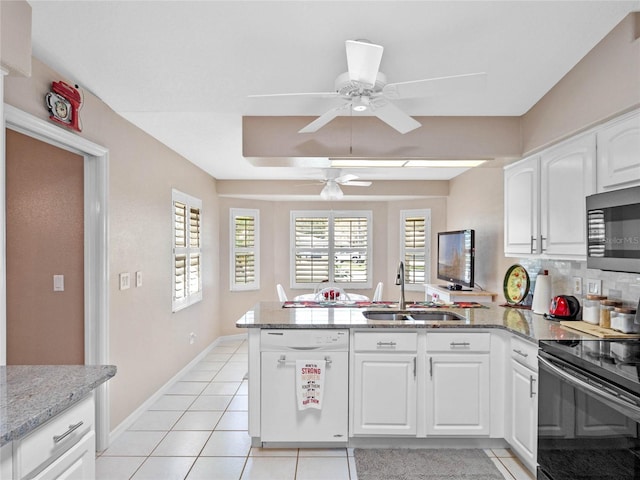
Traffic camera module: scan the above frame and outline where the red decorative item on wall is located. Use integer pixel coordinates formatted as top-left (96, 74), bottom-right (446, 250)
top-left (45, 81), bottom-right (82, 132)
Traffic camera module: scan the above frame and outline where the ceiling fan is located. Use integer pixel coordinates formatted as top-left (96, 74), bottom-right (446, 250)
top-left (250, 39), bottom-right (486, 135)
top-left (311, 170), bottom-right (372, 200)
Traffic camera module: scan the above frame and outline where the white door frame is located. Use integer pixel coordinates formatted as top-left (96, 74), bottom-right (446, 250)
top-left (2, 102), bottom-right (111, 451)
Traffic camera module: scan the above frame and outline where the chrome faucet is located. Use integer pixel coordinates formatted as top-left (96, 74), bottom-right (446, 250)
top-left (396, 261), bottom-right (406, 310)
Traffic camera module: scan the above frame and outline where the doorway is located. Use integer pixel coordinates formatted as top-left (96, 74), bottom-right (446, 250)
top-left (3, 104), bottom-right (110, 450)
top-left (6, 129), bottom-right (85, 364)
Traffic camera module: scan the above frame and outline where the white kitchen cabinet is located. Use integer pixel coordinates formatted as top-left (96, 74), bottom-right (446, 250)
top-left (509, 359), bottom-right (538, 472)
top-left (425, 333), bottom-right (491, 436)
top-left (504, 133), bottom-right (595, 259)
top-left (352, 332), bottom-right (417, 436)
top-left (504, 156), bottom-right (539, 256)
top-left (539, 133), bottom-right (596, 257)
top-left (12, 395), bottom-right (95, 480)
top-left (596, 109), bottom-right (640, 193)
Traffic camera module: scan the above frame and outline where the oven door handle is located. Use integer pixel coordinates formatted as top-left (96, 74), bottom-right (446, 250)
top-left (538, 355), bottom-right (640, 421)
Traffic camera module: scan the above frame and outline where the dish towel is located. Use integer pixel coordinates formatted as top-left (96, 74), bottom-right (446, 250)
top-left (296, 359), bottom-right (325, 410)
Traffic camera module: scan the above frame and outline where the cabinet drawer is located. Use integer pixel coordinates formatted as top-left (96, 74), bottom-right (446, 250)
top-left (354, 332), bottom-right (417, 352)
top-left (426, 332), bottom-right (490, 352)
top-left (510, 336), bottom-right (538, 370)
top-left (16, 395), bottom-right (94, 479)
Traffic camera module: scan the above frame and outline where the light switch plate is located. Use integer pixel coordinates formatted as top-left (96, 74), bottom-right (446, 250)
top-left (119, 272), bottom-right (130, 290)
top-left (586, 278), bottom-right (602, 295)
top-left (53, 274), bottom-right (64, 292)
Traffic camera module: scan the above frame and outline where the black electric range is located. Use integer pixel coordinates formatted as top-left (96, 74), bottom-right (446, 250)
top-left (537, 339), bottom-right (640, 480)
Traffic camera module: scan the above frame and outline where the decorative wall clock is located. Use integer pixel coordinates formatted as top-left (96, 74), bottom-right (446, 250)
top-left (45, 81), bottom-right (82, 132)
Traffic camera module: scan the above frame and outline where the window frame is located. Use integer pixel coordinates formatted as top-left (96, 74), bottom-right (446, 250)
top-left (230, 208), bottom-right (260, 291)
top-left (172, 189), bottom-right (202, 312)
top-left (400, 209), bottom-right (431, 292)
top-left (290, 210), bottom-right (372, 290)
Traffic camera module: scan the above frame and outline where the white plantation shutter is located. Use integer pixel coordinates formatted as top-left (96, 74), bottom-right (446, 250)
top-left (401, 209), bottom-right (431, 290)
top-left (291, 211), bottom-right (371, 289)
top-left (172, 190), bottom-right (202, 311)
top-left (231, 209), bottom-right (260, 290)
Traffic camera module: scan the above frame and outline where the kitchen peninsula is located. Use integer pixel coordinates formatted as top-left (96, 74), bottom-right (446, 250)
top-left (0, 365), bottom-right (116, 479)
top-left (237, 301), bottom-right (591, 474)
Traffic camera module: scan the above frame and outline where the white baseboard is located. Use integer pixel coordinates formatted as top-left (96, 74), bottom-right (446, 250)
top-left (106, 333), bottom-right (246, 449)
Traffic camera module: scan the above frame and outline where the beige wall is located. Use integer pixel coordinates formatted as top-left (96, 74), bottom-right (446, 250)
top-left (6, 129), bottom-right (84, 365)
top-left (522, 12), bottom-right (640, 154)
top-left (446, 167), bottom-right (511, 297)
top-left (4, 58), bottom-right (221, 430)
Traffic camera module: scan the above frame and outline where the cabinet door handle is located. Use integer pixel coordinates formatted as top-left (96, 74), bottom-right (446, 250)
top-left (540, 236), bottom-right (547, 253)
top-left (429, 357), bottom-right (433, 378)
top-left (413, 357), bottom-right (417, 378)
top-left (277, 355), bottom-right (333, 366)
top-left (530, 236), bottom-right (536, 254)
top-left (377, 341), bottom-right (397, 348)
top-left (530, 375), bottom-right (537, 398)
top-left (450, 341), bottom-right (470, 348)
top-left (53, 421), bottom-right (84, 443)
top-left (513, 349), bottom-right (529, 358)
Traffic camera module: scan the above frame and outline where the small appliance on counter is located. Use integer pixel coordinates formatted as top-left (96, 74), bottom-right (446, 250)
top-left (546, 295), bottom-right (581, 320)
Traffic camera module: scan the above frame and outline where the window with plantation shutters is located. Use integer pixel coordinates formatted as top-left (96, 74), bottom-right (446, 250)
top-left (401, 209), bottom-right (431, 291)
top-left (172, 189), bottom-right (202, 312)
top-left (291, 211), bottom-right (371, 289)
top-left (230, 208), bottom-right (260, 291)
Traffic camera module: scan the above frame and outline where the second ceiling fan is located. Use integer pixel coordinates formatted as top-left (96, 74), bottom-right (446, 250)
top-left (251, 39), bottom-right (486, 134)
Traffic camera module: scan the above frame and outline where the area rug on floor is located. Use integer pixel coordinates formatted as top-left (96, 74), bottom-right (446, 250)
top-left (353, 448), bottom-right (504, 480)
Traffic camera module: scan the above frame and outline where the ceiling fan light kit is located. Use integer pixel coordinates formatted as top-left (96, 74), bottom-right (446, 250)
top-left (320, 180), bottom-right (344, 200)
top-left (250, 39), bottom-right (486, 135)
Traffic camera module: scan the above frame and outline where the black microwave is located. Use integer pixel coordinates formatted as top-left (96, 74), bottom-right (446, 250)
top-left (586, 185), bottom-right (640, 273)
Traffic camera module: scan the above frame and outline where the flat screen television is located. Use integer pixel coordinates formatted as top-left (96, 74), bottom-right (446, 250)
top-left (437, 229), bottom-right (475, 290)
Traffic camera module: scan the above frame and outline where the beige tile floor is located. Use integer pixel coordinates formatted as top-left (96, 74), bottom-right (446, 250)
top-left (97, 336), bottom-right (534, 480)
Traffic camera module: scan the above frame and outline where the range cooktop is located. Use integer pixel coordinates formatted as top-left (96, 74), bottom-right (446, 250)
top-left (539, 339), bottom-right (640, 396)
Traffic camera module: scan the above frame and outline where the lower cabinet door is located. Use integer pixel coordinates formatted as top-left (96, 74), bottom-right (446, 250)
top-left (426, 354), bottom-right (490, 435)
top-left (33, 432), bottom-right (95, 480)
top-left (510, 360), bottom-right (538, 471)
top-left (353, 353), bottom-right (417, 435)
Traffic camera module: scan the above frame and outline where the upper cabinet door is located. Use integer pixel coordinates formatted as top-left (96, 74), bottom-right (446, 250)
top-left (504, 156), bottom-right (539, 256)
top-left (596, 110), bottom-right (640, 193)
top-left (539, 133), bottom-right (596, 258)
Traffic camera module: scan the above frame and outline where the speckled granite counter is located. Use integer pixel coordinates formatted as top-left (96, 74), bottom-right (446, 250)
top-left (236, 301), bottom-right (597, 343)
top-left (0, 365), bottom-right (116, 446)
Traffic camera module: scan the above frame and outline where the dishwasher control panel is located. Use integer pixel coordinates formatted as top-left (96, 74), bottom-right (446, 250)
top-left (260, 329), bottom-right (349, 351)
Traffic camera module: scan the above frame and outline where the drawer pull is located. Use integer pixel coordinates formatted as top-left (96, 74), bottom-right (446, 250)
top-left (377, 341), bottom-right (397, 347)
top-left (450, 341), bottom-right (470, 348)
top-left (513, 348), bottom-right (529, 358)
top-left (53, 421), bottom-right (84, 443)
top-left (529, 375), bottom-right (537, 398)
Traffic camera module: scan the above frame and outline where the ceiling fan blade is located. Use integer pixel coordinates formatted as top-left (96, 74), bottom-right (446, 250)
top-left (334, 173), bottom-right (358, 183)
top-left (346, 40), bottom-right (383, 87)
top-left (382, 72), bottom-right (487, 100)
top-left (248, 92), bottom-right (340, 99)
top-left (371, 100), bottom-right (421, 134)
top-left (298, 103), bottom-right (350, 133)
top-left (342, 180), bottom-right (372, 187)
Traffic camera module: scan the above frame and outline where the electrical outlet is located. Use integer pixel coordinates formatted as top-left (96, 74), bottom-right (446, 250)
top-left (572, 276), bottom-right (583, 295)
top-left (189, 332), bottom-right (196, 345)
top-left (135, 271), bottom-right (142, 287)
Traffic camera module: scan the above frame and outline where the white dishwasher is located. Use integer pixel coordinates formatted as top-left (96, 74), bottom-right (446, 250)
top-left (260, 329), bottom-right (349, 444)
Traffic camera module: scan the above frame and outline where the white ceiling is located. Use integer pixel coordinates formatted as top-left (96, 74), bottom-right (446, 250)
top-left (29, 1), bottom-right (640, 183)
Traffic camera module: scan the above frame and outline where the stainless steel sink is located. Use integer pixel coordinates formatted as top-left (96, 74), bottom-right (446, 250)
top-left (362, 310), bottom-right (464, 322)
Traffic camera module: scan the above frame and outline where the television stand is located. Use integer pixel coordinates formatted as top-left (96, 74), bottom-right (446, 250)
top-left (425, 284), bottom-right (497, 304)
top-left (438, 284), bottom-right (472, 292)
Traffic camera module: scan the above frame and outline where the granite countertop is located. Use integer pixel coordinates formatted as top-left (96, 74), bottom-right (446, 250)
top-left (236, 301), bottom-right (598, 343)
top-left (0, 364), bottom-right (117, 446)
